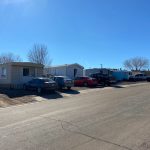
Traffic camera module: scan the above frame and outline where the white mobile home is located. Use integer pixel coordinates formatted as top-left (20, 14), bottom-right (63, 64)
top-left (84, 68), bottom-right (101, 77)
top-left (45, 63), bottom-right (84, 79)
top-left (0, 62), bottom-right (44, 88)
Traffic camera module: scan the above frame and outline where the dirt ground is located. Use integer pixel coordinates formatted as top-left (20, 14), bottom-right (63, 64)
top-left (0, 89), bottom-right (37, 107)
top-left (0, 81), bottom-right (147, 108)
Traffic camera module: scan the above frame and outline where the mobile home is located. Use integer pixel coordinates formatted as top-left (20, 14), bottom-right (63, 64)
top-left (0, 62), bottom-right (44, 88)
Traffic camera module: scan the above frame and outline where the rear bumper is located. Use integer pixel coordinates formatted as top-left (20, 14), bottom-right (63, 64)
top-left (88, 82), bottom-right (98, 86)
top-left (44, 86), bottom-right (57, 91)
top-left (65, 83), bottom-right (74, 87)
top-left (109, 80), bottom-right (116, 84)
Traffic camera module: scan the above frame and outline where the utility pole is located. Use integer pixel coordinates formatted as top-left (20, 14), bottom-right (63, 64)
top-left (65, 64), bottom-right (68, 76)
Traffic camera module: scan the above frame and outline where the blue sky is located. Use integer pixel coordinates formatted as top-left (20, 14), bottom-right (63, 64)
top-left (0, 0), bottom-right (150, 69)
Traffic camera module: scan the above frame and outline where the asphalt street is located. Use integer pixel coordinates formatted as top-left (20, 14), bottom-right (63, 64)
top-left (0, 83), bottom-right (150, 150)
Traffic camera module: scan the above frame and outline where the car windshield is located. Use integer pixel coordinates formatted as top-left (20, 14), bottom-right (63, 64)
top-left (89, 77), bottom-right (94, 80)
top-left (63, 76), bottom-right (71, 80)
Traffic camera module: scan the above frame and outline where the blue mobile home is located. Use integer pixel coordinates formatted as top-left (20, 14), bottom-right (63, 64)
top-left (112, 70), bottom-right (131, 81)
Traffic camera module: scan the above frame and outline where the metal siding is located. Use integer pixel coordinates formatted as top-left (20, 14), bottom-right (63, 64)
top-left (11, 66), bottom-right (44, 84)
top-left (112, 71), bottom-right (130, 81)
top-left (0, 63), bottom-right (43, 88)
top-left (67, 65), bottom-right (83, 79)
top-left (0, 64), bottom-right (11, 84)
top-left (85, 68), bottom-right (100, 76)
top-left (44, 64), bottom-right (84, 78)
top-left (46, 66), bottom-right (67, 76)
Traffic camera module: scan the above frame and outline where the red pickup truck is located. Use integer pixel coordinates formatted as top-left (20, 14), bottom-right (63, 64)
top-left (74, 77), bottom-right (98, 87)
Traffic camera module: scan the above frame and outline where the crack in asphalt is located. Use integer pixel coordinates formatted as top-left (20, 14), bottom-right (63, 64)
top-left (48, 117), bottom-right (133, 150)
top-left (70, 139), bottom-right (94, 150)
top-left (0, 114), bottom-right (135, 150)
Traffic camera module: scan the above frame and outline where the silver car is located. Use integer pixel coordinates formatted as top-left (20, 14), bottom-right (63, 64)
top-left (129, 73), bottom-right (147, 81)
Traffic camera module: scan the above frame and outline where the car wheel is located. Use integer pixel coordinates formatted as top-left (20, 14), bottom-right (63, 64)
top-left (84, 82), bottom-right (88, 87)
top-left (107, 82), bottom-right (110, 86)
top-left (59, 86), bottom-right (63, 90)
top-left (67, 87), bottom-right (71, 90)
top-left (37, 88), bottom-right (42, 94)
top-left (102, 82), bottom-right (106, 86)
top-left (50, 90), bottom-right (55, 93)
top-left (23, 85), bottom-right (27, 90)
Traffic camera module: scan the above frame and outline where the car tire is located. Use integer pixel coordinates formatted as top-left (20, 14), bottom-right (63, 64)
top-left (107, 82), bottom-right (110, 86)
top-left (59, 86), bottom-right (63, 90)
top-left (102, 82), bottom-right (106, 86)
top-left (37, 88), bottom-right (42, 94)
top-left (84, 82), bottom-right (88, 87)
top-left (23, 85), bottom-right (27, 90)
top-left (67, 87), bottom-right (71, 90)
top-left (50, 90), bottom-right (55, 93)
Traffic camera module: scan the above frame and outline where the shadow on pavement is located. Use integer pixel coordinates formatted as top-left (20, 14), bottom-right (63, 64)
top-left (0, 88), bottom-right (36, 98)
top-left (41, 91), bottom-right (63, 100)
top-left (110, 85), bottom-right (125, 88)
top-left (0, 88), bottom-right (63, 100)
top-left (58, 89), bottom-right (80, 95)
top-left (95, 85), bottom-right (105, 88)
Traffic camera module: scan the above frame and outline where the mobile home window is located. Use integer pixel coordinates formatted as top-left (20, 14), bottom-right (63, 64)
top-left (23, 68), bottom-right (29, 76)
top-left (1, 67), bottom-right (7, 78)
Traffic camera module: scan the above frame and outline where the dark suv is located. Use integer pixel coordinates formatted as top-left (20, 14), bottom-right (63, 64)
top-left (23, 77), bottom-right (57, 93)
top-left (53, 76), bottom-right (74, 90)
top-left (90, 73), bottom-right (116, 86)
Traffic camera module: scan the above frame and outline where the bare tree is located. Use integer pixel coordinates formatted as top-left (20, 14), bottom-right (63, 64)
top-left (0, 53), bottom-right (22, 64)
top-left (124, 57), bottom-right (149, 71)
top-left (28, 44), bottom-right (52, 66)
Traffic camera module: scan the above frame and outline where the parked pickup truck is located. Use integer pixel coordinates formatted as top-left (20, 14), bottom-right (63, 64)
top-left (90, 73), bottom-right (116, 86)
top-left (129, 73), bottom-right (147, 81)
top-left (74, 76), bottom-right (98, 87)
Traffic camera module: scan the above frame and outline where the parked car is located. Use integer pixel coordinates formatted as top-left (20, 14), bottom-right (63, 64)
top-left (53, 76), bottom-right (74, 90)
top-left (74, 77), bottom-right (98, 87)
top-left (90, 73), bottom-right (116, 86)
top-left (23, 77), bottom-right (57, 93)
top-left (129, 73), bottom-right (147, 81)
top-left (129, 75), bottom-right (136, 81)
top-left (147, 76), bottom-right (150, 82)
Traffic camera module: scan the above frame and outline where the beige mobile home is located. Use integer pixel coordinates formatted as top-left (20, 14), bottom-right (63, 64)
top-left (0, 62), bottom-right (44, 88)
top-left (45, 63), bottom-right (84, 79)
